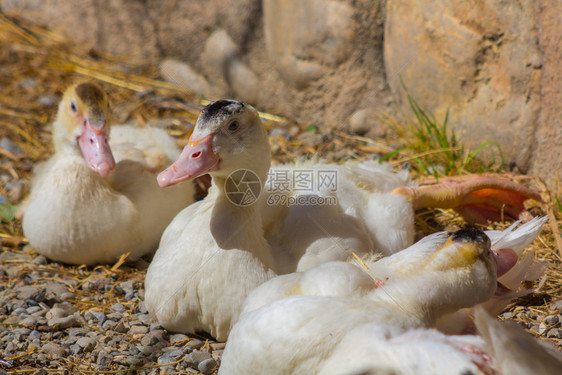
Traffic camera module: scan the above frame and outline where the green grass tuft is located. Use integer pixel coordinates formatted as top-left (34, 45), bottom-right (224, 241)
top-left (388, 86), bottom-right (505, 177)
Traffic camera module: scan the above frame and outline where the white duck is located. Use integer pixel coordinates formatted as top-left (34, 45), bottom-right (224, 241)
top-left (241, 217), bottom-right (547, 316)
top-left (219, 228), bottom-right (503, 375)
top-left (147, 99), bottom-right (541, 341)
top-left (316, 326), bottom-right (497, 375)
top-left (22, 82), bottom-right (195, 265)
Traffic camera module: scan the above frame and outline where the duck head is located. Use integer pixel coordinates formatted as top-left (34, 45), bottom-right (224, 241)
top-left (376, 228), bottom-right (505, 322)
top-left (54, 82), bottom-right (115, 178)
top-left (158, 99), bottom-right (271, 188)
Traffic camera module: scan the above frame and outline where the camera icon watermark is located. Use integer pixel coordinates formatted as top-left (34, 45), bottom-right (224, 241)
top-left (225, 168), bottom-right (339, 207)
top-left (225, 169), bottom-right (262, 206)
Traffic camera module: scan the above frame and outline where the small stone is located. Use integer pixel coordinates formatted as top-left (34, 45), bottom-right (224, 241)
top-left (102, 319), bottom-right (116, 330)
top-left (32, 255), bottom-right (47, 265)
top-left (141, 329), bottom-right (167, 346)
top-left (298, 131), bottom-right (323, 146)
top-left (46, 303), bottom-right (76, 319)
top-left (544, 315), bottom-right (559, 325)
top-left (14, 327), bottom-right (31, 335)
top-left (349, 109), bottom-right (370, 136)
top-left (170, 333), bottom-right (189, 343)
top-left (501, 312), bottom-right (514, 319)
top-left (26, 306), bottom-right (42, 314)
top-left (41, 342), bottom-right (67, 356)
top-left (185, 338), bottom-right (204, 349)
top-left (149, 323), bottom-right (164, 331)
top-left (106, 312), bottom-right (123, 321)
top-left (158, 349), bottom-right (183, 364)
top-left (270, 128), bottom-right (289, 138)
top-left (546, 328), bottom-right (561, 339)
top-left (48, 315), bottom-right (80, 329)
top-left (538, 322), bottom-right (548, 335)
top-left (61, 335), bottom-right (79, 346)
top-left (550, 299), bottom-right (562, 311)
top-left (97, 350), bottom-right (113, 369)
top-left (137, 345), bottom-right (154, 356)
top-left (67, 327), bottom-right (88, 336)
top-left (126, 356), bottom-right (143, 366)
top-left (120, 281), bottom-right (134, 292)
top-left (289, 126), bottom-right (300, 138)
top-left (138, 302), bottom-right (148, 314)
top-left (128, 325), bottom-right (149, 336)
top-left (210, 342), bottom-right (226, 351)
top-left (20, 316), bottom-right (38, 326)
top-left (76, 337), bottom-right (96, 352)
top-left (16, 286), bottom-right (42, 300)
top-left (59, 292), bottom-right (75, 301)
top-left (198, 358), bottom-right (218, 374)
top-left (70, 343), bottom-right (82, 355)
top-left (113, 321), bottom-right (128, 333)
top-left (20, 77), bottom-right (37, 90)
top-left (111, 303), bottom-right (125, 312)
top-left (0, 137), bottom-right (23, 156)
top-left (37, 95), bottom-right (58, 107)
top-left (184, 351), bottom-right (212, 368)
top-left (107, 335), bottom-right (124, 347)
top-left (112, 355), bottom-right (129, 365)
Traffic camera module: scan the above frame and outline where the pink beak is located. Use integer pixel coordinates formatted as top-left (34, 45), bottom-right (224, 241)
top-left (492, 248), bottom-right (518, 277)
top-left (157, 134), bottom-right (220, 187)
top-left (78, 120), bottom-right (116, 178)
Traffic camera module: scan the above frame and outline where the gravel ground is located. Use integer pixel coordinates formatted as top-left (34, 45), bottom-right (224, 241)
top-left (0, 248), bottom-right (223, 374)
top-left (1, 243), bottom-right (561, 374)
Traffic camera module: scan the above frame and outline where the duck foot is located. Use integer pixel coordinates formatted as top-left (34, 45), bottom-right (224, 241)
top-left (392, 176), bottom-right (541, 224)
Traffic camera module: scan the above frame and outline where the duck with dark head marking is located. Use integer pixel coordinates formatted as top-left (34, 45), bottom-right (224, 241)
top-left (146, 99), bottom-right (544, 342)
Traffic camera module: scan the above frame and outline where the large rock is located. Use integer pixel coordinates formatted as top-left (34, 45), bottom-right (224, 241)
top-left (263, 0), bottom-right (354, 89)
top-left (529, 0), bottom-right (562, 187)
top-left (385, 0), bottom-right (542, 171)
top-left (1, 0), bottom-right (560, 186)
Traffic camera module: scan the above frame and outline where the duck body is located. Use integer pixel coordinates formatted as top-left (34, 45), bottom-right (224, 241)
top-left (263, 161), bottom-right (414, 272)
top-left (145, 186), bottom-right (276, 341)
top-left (220, 227), bottom-right (501, 375)
top-left (225, 298), bottom-right (496, 375)
top-left (23, 83), bottom-right (194, 265)
top-left (317, 326), bottom-right (495, 375)
top-left (242, 217), bottom-right (547, 317)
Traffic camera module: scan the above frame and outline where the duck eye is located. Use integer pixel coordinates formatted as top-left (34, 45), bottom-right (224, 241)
top-left (70, 102), bottom-right (77, 113)
top-left (228, 121), bottom-right (239, 132)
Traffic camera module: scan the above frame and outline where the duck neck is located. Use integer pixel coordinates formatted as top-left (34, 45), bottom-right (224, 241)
top-left (208, 176), bottom-right (277, 272)
top-left (52, 119), bottom-right (83, 161)
top-left (369, 271), bottom-right (473, 327)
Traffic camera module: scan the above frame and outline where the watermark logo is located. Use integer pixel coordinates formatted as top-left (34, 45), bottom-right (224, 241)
top-left (225, 168), bottom-right (339, 206)
top-left (225, 169), bottom-right (262, 206)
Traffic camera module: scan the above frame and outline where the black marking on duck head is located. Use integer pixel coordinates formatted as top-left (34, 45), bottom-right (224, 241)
top-left (75, 82), bottom-right (106, 107)
top-left (200, 100), bottom-right (245, 122)
top-left (451, 228), bottom-right (490, 246)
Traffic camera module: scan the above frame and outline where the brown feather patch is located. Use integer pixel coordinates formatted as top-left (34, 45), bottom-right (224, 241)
top-left (75, 82), bottom-right (106, 107)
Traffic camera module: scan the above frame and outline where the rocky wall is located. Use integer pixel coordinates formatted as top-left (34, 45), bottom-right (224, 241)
top-left (2, 0), bottom-right (560, 185)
